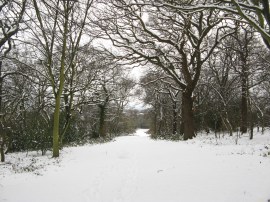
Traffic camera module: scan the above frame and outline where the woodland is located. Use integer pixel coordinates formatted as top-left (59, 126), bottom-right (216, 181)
top-left (0, 0), bottom-right (270, 161)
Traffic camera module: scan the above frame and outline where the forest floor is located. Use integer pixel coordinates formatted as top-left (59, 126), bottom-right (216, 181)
top-left (1, 129), bottom-right (270, 202)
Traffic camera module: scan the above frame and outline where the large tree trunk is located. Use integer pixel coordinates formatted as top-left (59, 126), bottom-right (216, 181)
top-left (241, 69), bottom-right (248, 133)
top-left (52, 6), bottom-right (69, 157)
top-left (182, 92), bottom-right (195, 140)
top-left (52, 93), bottom-right (61, 157)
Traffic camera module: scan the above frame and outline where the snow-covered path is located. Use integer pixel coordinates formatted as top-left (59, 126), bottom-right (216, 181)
top-left (1, 129), bottom-right (270, 202)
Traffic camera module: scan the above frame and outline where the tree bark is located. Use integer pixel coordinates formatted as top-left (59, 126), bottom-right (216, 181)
top-left (172, 101), bottom-right (177, 135)
top-left (98, 105), bottom-right (106, 138)
top-left (261, 116), bottom-right (265, 134)
top-left (152, 102), bottom-right (158, 137)
top-left (182, 91), bottom-right (195, 140)
top-left (0, 61), bottom-right (5, 162)
top-left (241, 66), bottom-right (248, 133)
top-left (52, 94), bottom-right (61, 157)
top-left (221, 115), bottom-right (233, 136)
top-left (0, 147), bottom-right (4, 162)
top-left (98, 85), bottom-right (110, 138)
top-left (0, 127), bottom-right (5, 162)
top-left (249, 98), bottom-right (254, 139)
top-left (52, 2), bottom-right (69, 157)
top-left (59, 92), bottom-right (73, 147)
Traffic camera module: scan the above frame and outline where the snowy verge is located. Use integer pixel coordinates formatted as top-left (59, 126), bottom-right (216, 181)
top-left (1, 129), bottom-right (270, 202)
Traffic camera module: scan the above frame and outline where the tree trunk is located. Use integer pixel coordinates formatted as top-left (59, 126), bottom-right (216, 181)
top-left (241, 71), bottom-right (248, 133)
top-left (158, 104), bottom-right (163, 136)
top-left (249, 117), bottom-right (254, 140)
top-left (249, 98), bottom-right (254, 140)
top-left (52, 93), bottom-right (61, 157)
top-left (0, 131), bottom-right (5, 162)
top-left (182, 92), bottom-right (195, 140)
top-left (261, 116), bottom-right (265, 134)
top-left (172, 101), bottom-right (177, 135)
top-left (0, 61), bottom-right (4, 162)
top-left (0, 147), bottom-right (4, 162)
top-left (98, 105), bottom-right (106, 138)
top-left (52, 5), bottom-right (69, 157)
top-left (221, 115), bottom-right (233, 136)
top-left (152, 102), bottom-right (158, 138)
top-left (59, 93), bottom-right (72, 147)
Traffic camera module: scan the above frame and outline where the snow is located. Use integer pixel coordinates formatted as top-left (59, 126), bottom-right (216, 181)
top-left (1, 129), bottom-right (270, 202)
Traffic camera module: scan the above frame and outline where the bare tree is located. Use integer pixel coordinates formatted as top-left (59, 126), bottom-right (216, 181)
top-left (95, 0), bottom-right (233, 140)
top-left (29, 0), bottom-right (93, 157)
top-left (141, 70), bottom-right (181, 138)
top-left (195, 24), bottom-right (269, 137)
top-left (92, 60), bottom-right (134, 138)
top-left (226, 24), bottom-right (268, 136)
top-left (159, 0), bottom-right (270, 49)
top-left (0, 0), bottom-right (27, 51)
top-left (0, 0), bottom-right (27, 162)
top-left (205, 45), bottom-right (240, 136)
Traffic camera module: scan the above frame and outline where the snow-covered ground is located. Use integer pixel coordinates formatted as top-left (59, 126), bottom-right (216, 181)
top-left (1, 129), bottom-right (270, 202)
